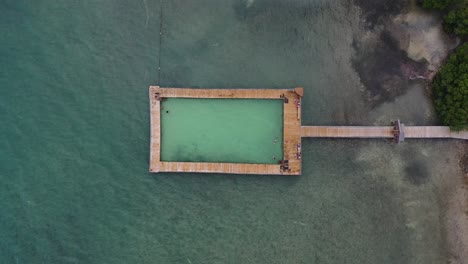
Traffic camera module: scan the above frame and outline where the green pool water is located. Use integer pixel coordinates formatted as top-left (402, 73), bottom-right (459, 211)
top-left (160, 98), bottom-right (283, 164)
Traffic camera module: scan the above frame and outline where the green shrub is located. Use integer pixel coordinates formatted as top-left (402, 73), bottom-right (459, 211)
top-left (443, 8), bottom-right (468, 37)
top-left (421, 0), bottom-right (468, 38)
top-left (422, 0), bottom-right (453, 10)
top-left (432, 43), bottom-right (468, 130)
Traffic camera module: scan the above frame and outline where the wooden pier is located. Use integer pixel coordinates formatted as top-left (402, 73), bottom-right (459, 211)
top-left (149, 86), bottom-right (303, 175)
top-left (150, 87), bottom-right (467, 175)
top-left (301, 125), bottom-right (468, 140)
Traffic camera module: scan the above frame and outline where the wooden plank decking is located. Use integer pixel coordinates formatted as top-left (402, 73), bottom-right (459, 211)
top-left (152, 87), bottom-right (300, 99)
top-left (149, 86), bottom-right (302, 175)
top-left (149, 94), bottom-right (161, 172)
top-left (301, 126), bottom-right (468, 140)
top-left (405, 126), bottom-right (468, 139)
top-left (301, 126), bottom-right (394, 138)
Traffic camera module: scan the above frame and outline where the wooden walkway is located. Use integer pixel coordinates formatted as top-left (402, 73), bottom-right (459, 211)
top-left (149, 87), bottom-right (466, 176)
top-left (149, 86), bottom-right (303, 175)
top-left (301, 126), bottom-right (468, 140)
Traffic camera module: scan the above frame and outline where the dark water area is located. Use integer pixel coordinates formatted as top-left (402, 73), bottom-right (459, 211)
top-left (354, 0), bottom-right (406, 28)
top-left (0, 0), bottom-right (464, 263)
top-left (351, 0), bottom-right (433, 107)
top-left (352, 30), bottom-right (429, 106)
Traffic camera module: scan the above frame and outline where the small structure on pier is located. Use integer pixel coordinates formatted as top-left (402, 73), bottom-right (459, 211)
top-left (392, 120), bottom-right (405, 143)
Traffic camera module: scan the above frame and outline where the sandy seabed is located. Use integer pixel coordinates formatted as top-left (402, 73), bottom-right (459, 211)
top-left (446, 144), bottom-right (468, 264)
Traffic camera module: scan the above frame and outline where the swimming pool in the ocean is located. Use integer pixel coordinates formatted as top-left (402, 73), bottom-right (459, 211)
top-left (160, 98), bottom-right (283, 164)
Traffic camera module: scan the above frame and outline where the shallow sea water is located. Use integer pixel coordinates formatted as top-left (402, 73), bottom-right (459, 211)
top-left (0, 0), bottom-right (464, 263)
top-left (160, 98), bottom-right (283, 164)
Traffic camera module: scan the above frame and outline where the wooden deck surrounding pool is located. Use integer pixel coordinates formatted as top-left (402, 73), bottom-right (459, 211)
top-left (149, 86), bottom-right (303, 175)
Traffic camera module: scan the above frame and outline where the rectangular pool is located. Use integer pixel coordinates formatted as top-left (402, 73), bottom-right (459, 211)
top-left (160, 98), bottom-right (284, 164)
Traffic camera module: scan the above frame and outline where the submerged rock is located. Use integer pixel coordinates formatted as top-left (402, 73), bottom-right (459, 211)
top-left (389, 8), bottom-right (459, 78)
top-left (352, 0), bottom-right (458, 107)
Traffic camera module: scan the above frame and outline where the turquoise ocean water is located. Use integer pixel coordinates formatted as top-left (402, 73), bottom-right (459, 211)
top-left (1, 1), bottom-right (464, 263)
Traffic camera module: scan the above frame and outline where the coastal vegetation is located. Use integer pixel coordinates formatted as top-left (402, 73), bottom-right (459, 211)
top-left (421, 0), bottom-right (468, 130)
top-left (422, 0), bottom-right (453, 10)
top-left (421, 0), bottom-right (468, 37)
top-left (431, 43), bottom-right (468, 130)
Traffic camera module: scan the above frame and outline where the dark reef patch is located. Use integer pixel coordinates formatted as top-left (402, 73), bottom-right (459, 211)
top-left (353, 0), bottom-right (406, 29)
top-left (351, 0), bottom-right (436, 107)
top-left (352, 31), bottom-right (428, 107)
top-left (404, 160), bottom-right (430, 186)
